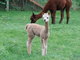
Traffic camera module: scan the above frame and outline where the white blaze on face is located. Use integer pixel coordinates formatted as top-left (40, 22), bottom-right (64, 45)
top-left (42, 13), bottom-right (50, 22)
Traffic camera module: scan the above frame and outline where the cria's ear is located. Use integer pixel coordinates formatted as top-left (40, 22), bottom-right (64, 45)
top-left (48, 12), bottom-right (50, 15)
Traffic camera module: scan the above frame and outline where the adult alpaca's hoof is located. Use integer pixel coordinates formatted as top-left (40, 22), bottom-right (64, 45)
top-left (66, 22), bottom-right (69, 24)
top-left (59, 22), bottom-right (62, 24)
top-left (52, 23), bottom-right (55, 24)
top-left (52, 22), bottom-right (55, 24)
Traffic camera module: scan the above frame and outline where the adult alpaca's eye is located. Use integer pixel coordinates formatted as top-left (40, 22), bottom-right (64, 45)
top-left (47, 17), bottom-right (48, 19)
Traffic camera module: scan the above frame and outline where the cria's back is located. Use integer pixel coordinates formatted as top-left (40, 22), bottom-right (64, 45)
top-left (26, 24), bottom-right (44, 37)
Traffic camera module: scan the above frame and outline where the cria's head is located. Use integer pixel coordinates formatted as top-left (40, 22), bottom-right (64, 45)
top-left (42, 13), bottom-right (50, 22)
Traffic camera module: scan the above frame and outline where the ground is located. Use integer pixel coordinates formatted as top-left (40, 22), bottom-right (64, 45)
top-left (0, 10), bottom-right (80, 60)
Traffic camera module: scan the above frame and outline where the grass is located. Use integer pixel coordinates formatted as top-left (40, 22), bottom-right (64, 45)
top-left (0, 10), bottom-right (80, 60)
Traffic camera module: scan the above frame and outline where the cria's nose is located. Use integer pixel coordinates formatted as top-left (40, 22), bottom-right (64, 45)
top-left (44, 19), bottom-right (46, 21)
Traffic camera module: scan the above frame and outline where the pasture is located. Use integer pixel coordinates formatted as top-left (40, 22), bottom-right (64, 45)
top-left (0, 10), bottom-right (80, 60)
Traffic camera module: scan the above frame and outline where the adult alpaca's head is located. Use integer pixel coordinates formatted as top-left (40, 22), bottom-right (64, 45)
top-left (42, 13), bottom-right (50, 22)
top-left (30, 12), bottom-right (44, 23)
top-left (30, 13), bottom-right (37, 23)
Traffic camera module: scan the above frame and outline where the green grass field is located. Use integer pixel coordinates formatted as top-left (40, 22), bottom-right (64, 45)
top-left (0, 10), bottom-right (80, 60)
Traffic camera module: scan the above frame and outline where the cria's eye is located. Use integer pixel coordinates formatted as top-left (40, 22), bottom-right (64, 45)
top-left (47, 17), bottom-right (48, 19)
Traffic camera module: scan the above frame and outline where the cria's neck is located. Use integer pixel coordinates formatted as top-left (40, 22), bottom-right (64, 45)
top-left (45, 22), bottom-right (48, 33)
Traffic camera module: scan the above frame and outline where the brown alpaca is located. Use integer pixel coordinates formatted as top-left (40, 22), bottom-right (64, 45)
top-left (26, 13), bottom-right (50, 56)
top-left (30, 0), bottom-right (72, 24)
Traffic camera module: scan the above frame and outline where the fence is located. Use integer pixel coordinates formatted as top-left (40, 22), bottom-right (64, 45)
top-left (0, 0), bottom-right (80, 11)
top-left (10, 0), bottom-right (48, 11)
top-left (25, 0), bottom-right (48, 11)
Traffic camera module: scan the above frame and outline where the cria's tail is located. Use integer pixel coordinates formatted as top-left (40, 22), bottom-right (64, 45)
top-left (26, 24), bottom-right (29, 29)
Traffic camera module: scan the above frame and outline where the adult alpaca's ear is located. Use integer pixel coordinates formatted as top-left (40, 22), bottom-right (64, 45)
top-left (32, 11), bottom-right (34, 15)
top-left (32, 13), bottom-right (36, 17)
top-left (32, 13), bottom-right (35, 16)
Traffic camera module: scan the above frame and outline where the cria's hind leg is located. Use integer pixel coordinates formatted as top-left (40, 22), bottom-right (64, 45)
top-left (27, 35), bottom-right (34, 55)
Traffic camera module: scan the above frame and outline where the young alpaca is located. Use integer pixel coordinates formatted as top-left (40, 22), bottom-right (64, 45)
top-left (26, 13), bottom-right (50, 56)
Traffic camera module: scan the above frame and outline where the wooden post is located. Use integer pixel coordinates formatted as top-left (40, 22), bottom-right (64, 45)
top-left (6, 0), bottom-right (9, 11)
top-left (29, 0), bottom-right (43, 9)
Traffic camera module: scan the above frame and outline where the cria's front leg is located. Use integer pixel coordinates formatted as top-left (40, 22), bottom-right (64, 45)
top-left (41, 39), bottom-right (47, 56)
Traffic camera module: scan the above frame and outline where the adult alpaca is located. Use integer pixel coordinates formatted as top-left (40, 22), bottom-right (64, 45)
top-left (30, 0), bottom-right (72, 24)
top-left (26, 13), bottom-right (50, 56)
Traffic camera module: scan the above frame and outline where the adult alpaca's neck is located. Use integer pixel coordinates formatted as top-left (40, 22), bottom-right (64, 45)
top-left (35, 12), bottom-right (44, 20)
top-left (45, 22), bottom-right (48, 33)
top-left (35, 5), bottom-right (49, 20)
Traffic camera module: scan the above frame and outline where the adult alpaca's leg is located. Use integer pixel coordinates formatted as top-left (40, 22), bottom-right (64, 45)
top-left (27, 36), bottom-right (34, 55)
top-left (66, 8), bottom-right (70, 24)
top-left (59, 10), bottom-right (64, 24)
top-left (51, 11), bottom-right (56, 24)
